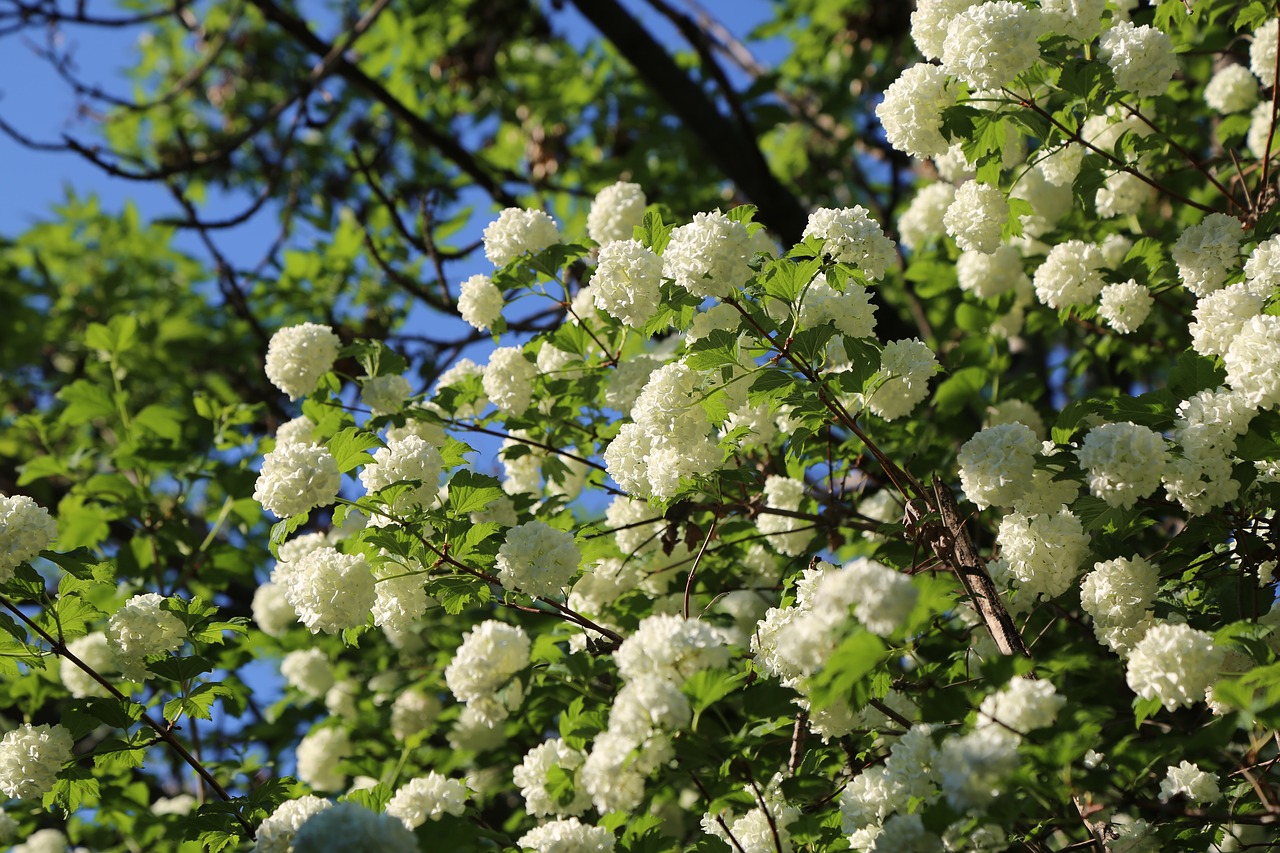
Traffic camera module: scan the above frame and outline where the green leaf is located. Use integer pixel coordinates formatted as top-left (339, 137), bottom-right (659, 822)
top-left (686, 329), bottom-right (742, 371)
top-left (447, 470), bottom-right (508, 516)
top-left (806, 630), bottom-right (887, 710)
top-left (85, 314), bottom-right (139, 356)
top-left (44, 766), bottom-right (100, 813)
top-left (58, 380), bottom-right (116, 425)
top-left (1167, 352), bottom-right (1226, 398)
top-left (789, 325), bottom-right (836, 367)
top-left (326, 427), bottom-right (384, 473)
top-left (270, 511), bottom-right (311, 558)
top-left (761, 256), bottom-right (823, 305)
top-left (636, 208), bottom-right (674, 253)
top-left (748, 368), bottom-right (799, 408)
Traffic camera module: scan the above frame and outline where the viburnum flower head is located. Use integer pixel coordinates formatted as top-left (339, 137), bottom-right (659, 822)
top-left (591, 239), bottom-right (663, 328)
top-left (1248, 99), bottom-right (1278, 159)
top-left (977, 677), bottom-right (1065, 733)
top-left (386, 772), bottom-right (468, 829)
top-left (107, 592), bottom-right (188, 679)
top-left (802, 206), bottom-right (897, 279)
top-left (253, 441), bottom-right (341, 519)
top-left (1096, 171), bottom-right (1155, 219)
top-left (1080, 555), bottom-right (1160, 655)
top-left (513, 738), bottom-right (591, 817)
top-left (1125, 622), bottom-right (1225, 711)
top-left (662, 210), bottom-right (753, 298)
top-left (957, 246), bottom-right (1028, 300)
top-left (898, 182), bottom-right (956, 250)
top-left (280, 648), bottom-right (335, 699)
top-left (483, 207), bottom-right (561, 267)
top-left (517, 817), bottom-right (617, 853)
top-left (495, 520), bottom-right (581, 597)
top-left (1205, 64), bottom-right (1259, 113)
top-left (1033, 240), bottom-right (1105, 309)
top-left (943, 181), bottom-right (1008, 254)
top-left (910, 0), bottom-right (979, 60)
top-left (264, 322), bottom-right (341, 400)
top-left (0, 723), bottom-right (74, 800)
top-left (361, 374), bottom-right (411, 417)
top-left (1041, 0), bottom-right (1104, 42)
top-left (876, 63), bottom-right (957, 159)
top-left (1251, 19), bottom-right (1279, 88)
top-left (867, 339), bottom-right (939, 421)
top-left (936, 726), bottom-right (1020, 811)
top-left (254, 796), bottom-right (332, 853)
top-left (291, 802), bottom-right (418, 853)
top-left (1098, 280), bottom-right (1153, 334)
top-left (458, 273), bottom-right (504, 332)
top-left (958, 422), bottom-right (1040, 509)
top-left (482, 346), bottom-right (538, 414)
top-left (359, 434), bottom-right (444, 518)
top-left (284, 547), bottom-right (376, 634)
top-left (1099, 21), bottom-right (1177, 98)
top-left (1171, 213), bottom-right (1244, 297)
top-left (941, 1), bottom-right (1044, 89)
top-left (444, 620), bottom-right (531, 705)
top-left (1076, 422), bottom-right (1171, 508)
top-left (588, 181), bottom-right (647, 245)
top-left (1189, 284), bottom-right (1264, 357)
top-left (61, 631), bottom-right (117, 698)
top-left (1225, 314), bottom-right (1280, 409)
top-left (1159, 761), bottom-right (1221, 804)
top-left (1245, 233), bottom-right (1280, 297)
top-left (996, 507), bottom-right (1091, 600)
top-left (614, 613), bottom-right (730, 684)
top-left (0, 494), bottom-right (57, 582)
top-left (797, 273), bottom-right (878, 339)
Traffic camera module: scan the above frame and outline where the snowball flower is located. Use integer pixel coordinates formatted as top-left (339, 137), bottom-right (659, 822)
top-left (1080, 555), bottom-right (1159, 655)
top-left (483, 346), bottom-right (538, 414)
top-left (518, 817), bottom-right (616, 853)
top-left (802, 206), bottom-right (897, 279)
top-left (1041, 0), bottom-right (1104, 42)
top-left (444, 620), bottom-right (531, 705)
top-left (898, 182), bottom-right (956, 249)
top-left (936, 727), bottom-right (1021, 810)
top-left (61, 632), bottom-right (117, 698)
top-left (1125, 622), bottom-right (1224, 711)
top-left (1252, 19), bottom-right (1279, 88)
top-left (386, 772), bottom-right (468, 829)
top-left (291, 802), bottom-right (417, 853)
top-left (1205, 64), bottom-right (1259, 113)
top-left (876, 63), bottom-right (957, 159)
top-left (1098, 280), bottom-right (1153, 334)
top-left (284, 547), bottom-right (376, 634)
top-left (588, 182), bottom-right (647, 245)
top-left (276, 415), bottom-right (316, 446)
top-left (797, 274), bottom-right (878, 339)
top-left (1033, 240), bottom-right (1105, 309)
top-left (252, 582), bottom-right (295, 638)
top-left (458, 274), bottom-right (503, 332)
top-left (1095, 171), bottom-right (1155, 219)
top-left (1099, 21), bottom-right (1177, 98)
top-left (944, 181), bottom-right (1008, 254)
top-left (996, 507), bottom-right (1090, 600)
top-left (496, 521), bottom-right (581, 597)
top-left (1189, 284), bottom-right (1263, 357)
top-left (107, 592), bottom-right (188, 679)
top-left (254, 796), bottom-right (332, 853)
top-left (513, 738), bottom-right (591, 817)
top-left (591, 239), bottom-right (663, 328)
top-left (941, 1), bottom-right (1044, 89)
top-left (483, 207), bottom-right (561, 267)
top-left (264, 322), bottom-right (341, 400)
top-left (295, 726), bottom-right (350, 792)
top-left (662, 210), bottom-right (753, 298)
top-left (1245, 233), bottom-right (1280, 296)
top-left (957, 246), bottom-right (1028, 300)
top-left (280, 648), bottom-right (335, 699)
top-left (390, 689), bottom-right (442, 741)
top-left (1225, 314), bottom-right (1280, 408)
top-left (1159, 761), bottom-right (1220, 804)
top-left (359, 433), bottom-right (444, 514)
top-left (0, 724), bottom-right (74, 800)
top-left (1171, 213), bottom-right (1243, 297)
top-left (614, 614), bottom-right (730, 684)
top-left (977, 677), bottom-right (1065, 733)
top-left (867, 339), bottom-right (939, 421)
top-left (1077, 422), bottom-right (1170, 508)
top-left (253, 442), bottom-right (341, 519)
top-left (1248, 99), bottom-right (1278, 160)
top-left (958, 422), bottom-right (1040, 509)
top-left (910, 0), bottom-right (980, 60)
top-left (0, 494), bottom-right (57, 582)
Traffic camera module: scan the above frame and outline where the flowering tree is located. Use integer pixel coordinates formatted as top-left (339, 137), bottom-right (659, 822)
top-left (1, 0), bottom-right (1280, 851)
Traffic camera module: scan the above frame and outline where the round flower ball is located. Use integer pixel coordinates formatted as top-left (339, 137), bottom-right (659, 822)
top-left (482, 346), bottom-right (538, 415)
top-left (482, 207), bottom-right (561, 267)
top-left (876, 63), bottom-right (956, 159)
top-left (1097, 280), bottom-right (1153, 334)
top-left (1099, 21), bottom-right (1177, 98)
top-left (458, 274), bottom-right (504, 332)
top-left (0, 494), bottom-right (57, 583)
top-left (867, 339), bottom-right (939, 421)
top-left (958, 422), bottom-right (1040, 509)
top-left (662, 210), bottom-right (753, 298)
top-left (591, 239), bottom-right (663, 329)
top-left (1076, 422), bottom-right (1170, 508)
top-left (0, 723), bottom-right (74, 800)
top-left (253, 441), bottom-right (341, 520)
top-left (587, 181), bottom-right (647, 245)
top-left (1205, 64), bottom-right (1259, 114)
top-left (107, 592), bottom-right (188, 680)
top-left (941, 1), bottom-right (1045, 90)
top-left (802, 206), bottom-right (897, 279)
top-left (1125, 622), bottom-right (1224, 711)
top-left (285, 547), bottom-right (376, 634)
top-left (495, 520), bottom-right (581, 597)
top-left (944, 182), bottom-right (1008, 254)
top-left (292, 802), bottom-right (417, 853)
top-left (264, 323), bottom-right (341, 401)
top-left (386, 772), bottom-right (468, 830)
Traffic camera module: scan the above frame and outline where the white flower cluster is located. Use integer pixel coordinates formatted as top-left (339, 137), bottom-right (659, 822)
top-left (295, 725), bottom-right (350, 792)
top-left (513, 737), bottom-right (591, 817)
top-left (284, 547), bottom-right (376, 634)
top-left (614, 613), bottom-right (729, 684)
top-left (704, 776), bottom-right (801, 853)
top-left (591, 239), bottom-right (663, 329)
top-left (910, 0), bottom-right (978, 61)
top-left (1252, 19), bottom-right (1279, 88)
top-left (1189, 284), bottom-right (1263, 358)
top-left (390, 688), bottom-right (441, 740)
top-left (61, 631), bottom-right (117, 698)
top-left (360, 374), bottom-right (411, 416)
top-left (264, 322), bottom-right (341, 401)
top-left (291, 802), bottom-right (417, 853)
top-left (0, 494), bottom-right (57, 582)
top-left (867, 339), bottom-right (939, 421)
top-left (1171, 213), bottom-right (1243, 297)
top-left (1125, 622), bottom-right (1224, 710)
top-left (1080, 555), bottom-right (1159, 655)
top-left (935, 725), bottom-right (1021, 811)
top-left (604, 361), bottom-right (722, 499)
top-left (483, 207), bottom-right (561, 267)
top-left (1041, 0), bottom-right (1104, 42)
top-left (1033, 240), bottom-right (1105, 309)
top-left (957, 246), bottom-right (1028, 299)
top-left (1158, 761), bottom-right (1220, 804)
top-left (898, 182), bottom-right (955, 250)
top-left (1095, 170), bottom-right (1155, 219)
top-left (1245, 232), bottom-right (1280, 296)
top-left (756, 475), bottom-right (811, 557)
top-left (386, 772), bottom-right (468, 829)
top-left (995, 507), bottom-right (1090, 600)
top-left (280, 648), bottom-right (335, 699)
top-left (253, 442), bottom-right (341, 519)
top-left (1165, 387), bottom-right (1256, 514)
top-left (876, 63), bottom-right (957, 160)
top-left (495, 520), bottom-right (581, 597)
top-left (444, 620), bottom-right (531, 725)
top-left (359, 433), bottom-right (443, 521)
top-left (803, 206), bottom-right (897, 279)
top-left (1225, 315), bottom-right (1280, 409)
top-left (254, 795), bottom-right (332, 853)
top-left (839, 725), bottom-right (944, 844)
top-left (958, 422), bottom-right (1040, 509)
top-left (588, 181), bottom-right (647, 245)
top-left (372, 555), bottom-right (435, 637)
top-left (0, 723), bottom-right (74, 800)
top-left (483, 346), bottom-right (538, 415)
top-left (944, 181), bottom-right (1008, 254)
top-left (1205, 64), bottom-right (1259, 113)
top-left (458, 273), bottom-right (504, 332)
top-left (1099, 21), bottom-right (1177, 98)
top-left (1076, 422), bottom-right (1170, 508)
top-left (517, 816), bottom-right (616, 853)
top-left (1097, 280), bottom-right (1153, 334)
top-left (662, 211), bottom-right (753, 298)
top-left (107, 592), bottom-right (188, 680)
top-left (977, 677), bottom-right (1065, 733)
top-left (941, 1), bottom-right (1044, 89)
